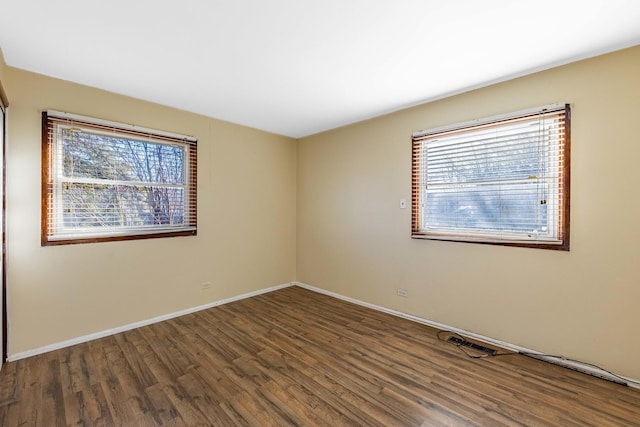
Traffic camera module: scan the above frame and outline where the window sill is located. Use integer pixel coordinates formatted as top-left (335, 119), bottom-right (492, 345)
top-left (411, 232), bottom-right (568, 251)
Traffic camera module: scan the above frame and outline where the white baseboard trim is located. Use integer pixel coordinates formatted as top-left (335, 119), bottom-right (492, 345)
top-left (8, 282), bottom-right (294, 362)
top-left (293, 281), bottom-right (640, 390)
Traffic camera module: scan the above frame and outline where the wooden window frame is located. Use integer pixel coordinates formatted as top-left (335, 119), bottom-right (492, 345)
top-left (42, 111), bottom-right (198, 246)
top-left (411, 104), bottom-right (570, 251)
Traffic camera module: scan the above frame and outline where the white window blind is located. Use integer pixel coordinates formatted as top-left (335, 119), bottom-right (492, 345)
top-left (42, 111), bottom-right (198, 245)
top-left (411, 104), bottom-right (570, 250)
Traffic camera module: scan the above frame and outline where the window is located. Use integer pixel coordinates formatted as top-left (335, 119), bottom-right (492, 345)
top-left (42, 111), bottom-right (197, 245)
top-left (411, 104), bottom-right (570, 250)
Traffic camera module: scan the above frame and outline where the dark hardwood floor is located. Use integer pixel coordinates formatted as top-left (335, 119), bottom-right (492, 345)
top-left (0, 286), bottom-right (638, 426)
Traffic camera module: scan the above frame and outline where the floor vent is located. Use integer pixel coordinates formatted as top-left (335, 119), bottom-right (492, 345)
top-left (447, 336), bottom-right (498, 356)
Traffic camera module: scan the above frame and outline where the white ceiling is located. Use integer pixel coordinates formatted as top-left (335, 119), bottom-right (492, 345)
top-left (1, 1), bottom-right (640, 138)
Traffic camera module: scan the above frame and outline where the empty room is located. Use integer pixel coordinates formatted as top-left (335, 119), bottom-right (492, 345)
top-left (0, 0), bottom-right (639, 425)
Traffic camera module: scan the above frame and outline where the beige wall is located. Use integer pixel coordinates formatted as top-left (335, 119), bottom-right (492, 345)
top-left (5, 68), bottom-right (297, 355)
top-left (0, 49), bottom-right (6, 83)
top-left (297, 46), bottom-right (640, 379)
top-left (0, 48), bottom-right (7, 105)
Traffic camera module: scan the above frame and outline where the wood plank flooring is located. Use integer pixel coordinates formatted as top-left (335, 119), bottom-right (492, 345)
top-left (0, 286), bottom-right (638, 426)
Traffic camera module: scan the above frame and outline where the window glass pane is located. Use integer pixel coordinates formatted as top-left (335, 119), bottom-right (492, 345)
top-left (424, 182), bottom-right (547, 233)
top-left (62, 183), bottom-right (185, 228)
top-left (62, 128), bottom-right (184, 185)
top-left (427, 124), bottom-right (547, 184)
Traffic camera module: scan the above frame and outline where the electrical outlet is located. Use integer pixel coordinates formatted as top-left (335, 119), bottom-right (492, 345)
top-left (200, 282), bottom-right (211, 290)
top-left (397, 288), bottom-right (408, 297)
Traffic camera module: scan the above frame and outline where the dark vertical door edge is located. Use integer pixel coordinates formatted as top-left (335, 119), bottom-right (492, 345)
top-left (1, 80), bottom-right (8, 362)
